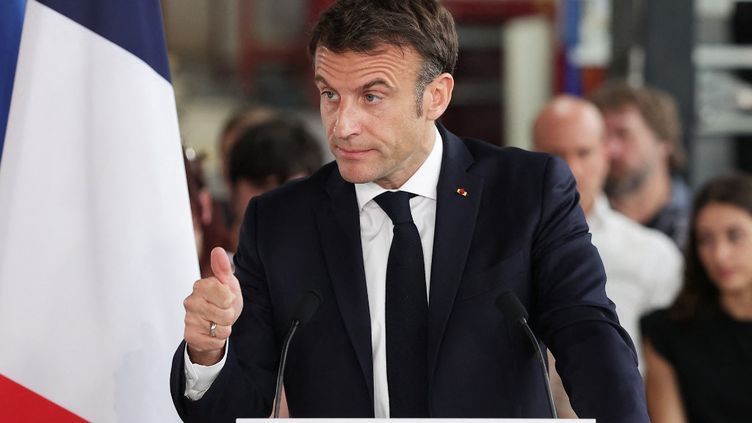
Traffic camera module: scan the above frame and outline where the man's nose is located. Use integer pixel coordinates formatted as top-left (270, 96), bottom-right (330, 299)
top-left (333, 99), bottom-right (361, 139)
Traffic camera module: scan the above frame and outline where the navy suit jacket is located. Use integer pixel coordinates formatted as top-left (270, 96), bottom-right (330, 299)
top-left (170, 125), bottom-right (649, 422)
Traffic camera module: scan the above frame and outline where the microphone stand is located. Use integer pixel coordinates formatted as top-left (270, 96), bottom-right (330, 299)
top-left (273, 319), bottom-right (300, 418)
top-left (519, 315), bottom-right (557, 419)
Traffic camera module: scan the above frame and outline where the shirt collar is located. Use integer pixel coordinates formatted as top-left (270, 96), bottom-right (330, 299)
top-left (354, 125), bottom-right (443, 211)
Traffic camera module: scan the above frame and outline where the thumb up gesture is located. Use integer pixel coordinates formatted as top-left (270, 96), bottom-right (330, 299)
top-left (183, 247), bottom-right (244, 365)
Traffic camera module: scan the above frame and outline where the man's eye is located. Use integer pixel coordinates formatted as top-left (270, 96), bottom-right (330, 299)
top-left (321, 91), bottom-right (337, 100)
top-left (365, 93), bottom-right (381, 103)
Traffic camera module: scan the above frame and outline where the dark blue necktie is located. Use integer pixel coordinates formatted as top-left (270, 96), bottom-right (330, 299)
top-left (374, 191), bottom-right (429, 417)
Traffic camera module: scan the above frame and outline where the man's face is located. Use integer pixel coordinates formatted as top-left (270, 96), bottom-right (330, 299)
top-left (533, 106), bottom-right (608, 215)
top-left (602, 105), bottom-right (666, 196)
top-left (314, 45), bottom-right (438, 189)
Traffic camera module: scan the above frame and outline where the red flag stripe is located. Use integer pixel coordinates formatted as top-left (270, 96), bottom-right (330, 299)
top-left (0, 374), bottom-right (87, 422)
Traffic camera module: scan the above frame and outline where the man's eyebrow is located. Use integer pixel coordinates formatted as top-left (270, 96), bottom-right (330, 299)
top-left (313, 76), bottom-right (394, 90)
top-left (363, 78), bottom-right (393, 90)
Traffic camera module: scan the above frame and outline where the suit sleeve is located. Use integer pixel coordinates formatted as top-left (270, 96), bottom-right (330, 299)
top-left (169, 198), bottom-right (278, 422)
top-left (530, 157), bottom-right (649, 423)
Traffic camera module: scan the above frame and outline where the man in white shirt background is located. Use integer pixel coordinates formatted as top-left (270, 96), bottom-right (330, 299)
top-left (533, 95), bottom-right (683, 417)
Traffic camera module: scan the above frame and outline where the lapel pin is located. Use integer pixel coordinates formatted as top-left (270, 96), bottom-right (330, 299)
top-left (456, 187), bottom-right (468, 197)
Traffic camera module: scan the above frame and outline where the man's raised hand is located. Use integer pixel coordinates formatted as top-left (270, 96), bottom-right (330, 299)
top-left (183, 247), bottom-right (244, 365)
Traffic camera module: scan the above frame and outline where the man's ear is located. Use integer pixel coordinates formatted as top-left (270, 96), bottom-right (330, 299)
top-left (424, 73), bottom-right (454, 121)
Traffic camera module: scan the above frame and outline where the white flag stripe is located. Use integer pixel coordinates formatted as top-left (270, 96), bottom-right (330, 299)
top-left (0, 2), bottom-right (196, 422)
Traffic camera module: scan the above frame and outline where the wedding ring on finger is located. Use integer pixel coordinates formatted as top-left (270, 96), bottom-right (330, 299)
top-left (209, 321), bottom-right (217, 337)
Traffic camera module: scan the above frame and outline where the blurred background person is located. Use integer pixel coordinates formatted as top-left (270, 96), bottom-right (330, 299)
top-left (533, 95), bottom-right (683, 418)
top-left (590, 81), bottom-right (691, 249)
top-left (227, 116), bottom-right (324, 249)
top-left (185, 150), bottom-right (233, 278)
top-left (194, 115), bottom-right (323, 416)
top-left (214, 106), bottom-right (279, 226)
top-left (641, 173), bottom-right (752, 423)
top-left (217, 105), bottom-right (278, 189)
top-left (533, 95), bottom-right (682, 351)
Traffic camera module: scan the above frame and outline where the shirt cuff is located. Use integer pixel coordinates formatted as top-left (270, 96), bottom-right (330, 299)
top-left (183, 340), bottom-right (228, 401)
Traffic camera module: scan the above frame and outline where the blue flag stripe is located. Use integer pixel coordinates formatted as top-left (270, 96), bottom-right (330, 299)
top-left (0, 0), bottom-right (26, 161)
top-left (38, 0), bottom-right (172, 82)
top-left (562, 0), bottom-right (582, 95)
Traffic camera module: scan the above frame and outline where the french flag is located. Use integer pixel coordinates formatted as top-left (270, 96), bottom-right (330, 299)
top-left (0, 1), bottom-right (198, 421)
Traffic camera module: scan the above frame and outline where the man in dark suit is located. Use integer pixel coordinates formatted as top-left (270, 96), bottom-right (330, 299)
top-left (170, 1), bottom-right (649, 421)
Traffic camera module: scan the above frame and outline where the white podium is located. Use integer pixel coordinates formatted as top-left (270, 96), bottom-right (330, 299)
top-left (239, 419), bottom-right (593, 422)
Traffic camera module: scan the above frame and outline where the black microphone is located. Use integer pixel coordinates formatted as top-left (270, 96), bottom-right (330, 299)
top-left (272, 290), bottom-right (323, 418)
top-left (495, 291), bottom-right (558, 419)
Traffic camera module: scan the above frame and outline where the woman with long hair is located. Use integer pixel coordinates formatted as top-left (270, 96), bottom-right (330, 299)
top-left (641, 173), bottom-right (752, 423)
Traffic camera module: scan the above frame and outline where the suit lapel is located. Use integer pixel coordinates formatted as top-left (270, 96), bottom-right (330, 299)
top-left (315, 169), bottom-right (374, 401)
top-left (428, 125), bottom-right (484, 381)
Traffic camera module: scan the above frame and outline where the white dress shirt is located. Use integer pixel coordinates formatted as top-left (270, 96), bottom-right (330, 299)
top-left (587, 194), bottom-right (682, 372)
top-left (549, 194), bottom-right (683, 417)
top-left (184, 127), bottom-right (443, 417)
top-left (355, 127), bottom-right (442, 417)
